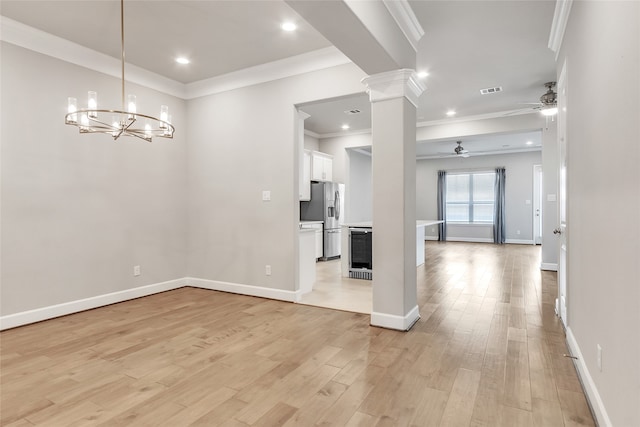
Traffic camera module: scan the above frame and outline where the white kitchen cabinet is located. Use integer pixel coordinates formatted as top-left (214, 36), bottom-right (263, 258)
top-left (311, 151), bottom-right (333, 181)
top-left (300, 150), bottom-right (311, 201)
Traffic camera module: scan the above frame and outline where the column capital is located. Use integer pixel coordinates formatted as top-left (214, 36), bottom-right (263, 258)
top-left (297, 110), bottom-right (311, 120)
top-left (361, 69), bottom-right (426, 107)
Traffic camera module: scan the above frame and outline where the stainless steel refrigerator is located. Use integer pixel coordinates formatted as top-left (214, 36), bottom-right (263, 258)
top-left (300, 181), bottom-right (345, 260)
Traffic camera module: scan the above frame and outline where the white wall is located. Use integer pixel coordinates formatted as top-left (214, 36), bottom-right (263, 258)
top-left (303, 133), bottom-right (319, 151)
top-left (1, 43), bottom-right (188, 316)
top-left (557, 2), bottom-right (640, 426)
top-left (416, 151), bottom-right (542, 243)
top-left (347, 149), bottom-right (372, 222)
top-left (541, 120), bottom-right (558, 268)
top-left (187, 63), bottom-right (366, 292)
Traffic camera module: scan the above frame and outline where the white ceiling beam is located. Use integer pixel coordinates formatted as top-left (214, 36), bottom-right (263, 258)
top-left (285, 0), bottom-right (417, 74)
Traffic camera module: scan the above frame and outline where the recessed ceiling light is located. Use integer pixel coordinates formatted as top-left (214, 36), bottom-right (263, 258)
top-left (446, 110), bottom-right (456, 117)
top-left (341, 124), bottom-right (350, 130)
top-left (281, 22), bottom-right (297, 31)
top-left (526, 141), bottom-right (533, 145)
top-left (175, 57), bottom-right (190, 65)
top-left (417, 71), bottom-right (429, 79)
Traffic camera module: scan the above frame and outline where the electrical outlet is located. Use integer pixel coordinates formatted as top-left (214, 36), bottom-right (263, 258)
top-left (597, 344), bottom-right (602, 371)
top-left (133, 265), bottom-right (141, 276)
top-left (262, 190), bottom-right (271, 201)
top-left (265, 265), bottom-right (271, 276)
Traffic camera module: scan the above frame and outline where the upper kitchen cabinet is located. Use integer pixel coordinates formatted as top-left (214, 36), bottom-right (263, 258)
top-left (311, 151), bottom-right (333, 181)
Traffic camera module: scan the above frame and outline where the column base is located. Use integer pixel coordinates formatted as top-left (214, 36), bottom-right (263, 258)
top-left (370, 305), bottom-right (420, 331)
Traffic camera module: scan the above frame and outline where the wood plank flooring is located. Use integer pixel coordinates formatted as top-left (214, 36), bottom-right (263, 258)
top-left (0, 242), bottom-right (595, 426)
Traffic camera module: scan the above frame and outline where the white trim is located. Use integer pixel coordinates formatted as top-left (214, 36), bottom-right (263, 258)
top-left (185, 47), bottom-right (351, 99)
top-left (371, 305), bottom-right (420, 331)
top-left (505, 239), bottom-right (535, 245)
top-left (540, 262), bottom-right (558, 271)
top-left (548, 0), bottom-right (574, 60)
top-left (446, 237), bottom-right (493, 243)
top-left (566, 327), bottom-right (612, 427)
top-left (0, 278), bottom-right (186, 330)
top-left (186, 277), bottom-right (301, 303)
top-left (382, 0), bottom-right (424, 52)
top-left (304, 129), bottom-right (321, 139)
top-left (361, 69), bottom-right (426, 108)
top-left (0, 16), bottom-right (187, 99)
top-left (416, 146), bottom-right (541, 160)
top-left (320, 128), bottom-right (373, 140)
top-left (425, 235), bottom-right (439, 241)
top-left (416, 108), bottom-right (539, 128)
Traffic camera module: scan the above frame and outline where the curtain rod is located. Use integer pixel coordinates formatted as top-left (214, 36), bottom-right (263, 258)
top-left (439, 167), bottom-right (505, 173)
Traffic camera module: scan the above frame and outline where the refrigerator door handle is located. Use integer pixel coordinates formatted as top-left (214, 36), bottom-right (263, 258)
top-left (335, 191), bottom-right (340, 220)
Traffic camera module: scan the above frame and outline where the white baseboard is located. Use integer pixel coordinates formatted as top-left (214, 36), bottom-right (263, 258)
top-left (541, 262), bottom-right (558, 271)
top-left (505, 239), bottom-right (535, 245)
top-left (446, 237), bottom-right (493, 243)
top-left (566, 327), bottom-right (612, 427)
top-left (186, 277), bottom-right (300, 303)
top-left (0, 278), bottom-right (187, 331)
top-left (425, 236), bottom-right (439, 241)
top-left (371, 305), bottom-right (420, 331)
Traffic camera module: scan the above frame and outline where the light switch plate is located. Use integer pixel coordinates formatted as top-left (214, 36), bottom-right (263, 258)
top-left (262, 190), bottom-right (271, 201)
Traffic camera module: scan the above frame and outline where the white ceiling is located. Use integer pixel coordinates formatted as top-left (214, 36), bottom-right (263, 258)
top-left (0, 0), bottom-right (332, 84)
top-left (1, 0), bottom-right (557, 144)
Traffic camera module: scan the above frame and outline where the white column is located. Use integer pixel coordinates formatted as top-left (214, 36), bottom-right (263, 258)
top-left (362, 69), bottom-right (425, 330)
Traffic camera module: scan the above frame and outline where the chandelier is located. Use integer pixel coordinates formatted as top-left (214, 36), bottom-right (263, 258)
top-left (65, 0), bottom-right (174, 142)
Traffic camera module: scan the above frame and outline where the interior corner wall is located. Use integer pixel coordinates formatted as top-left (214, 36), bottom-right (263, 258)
top-left (558, 1), bottom-right (640, 425)
top-left (186, 63), bottom-right (366, 291)
top-left (416, 151), bottom-right (542, 243)
top-left (303, 134), bottom-right (320, 151)
top-left (1, 42), bottom-right (188, 316)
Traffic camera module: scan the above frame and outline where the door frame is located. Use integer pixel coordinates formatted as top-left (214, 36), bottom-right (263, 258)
top-left (533, 164), bottom-right (543, 245)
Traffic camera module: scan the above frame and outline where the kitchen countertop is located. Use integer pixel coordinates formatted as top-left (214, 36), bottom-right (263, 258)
top-left (341, 220), bottom-right (443, 228)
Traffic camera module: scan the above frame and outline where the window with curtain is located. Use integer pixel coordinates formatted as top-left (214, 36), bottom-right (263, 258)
top-left (446, 172), bottom-right (496, 223)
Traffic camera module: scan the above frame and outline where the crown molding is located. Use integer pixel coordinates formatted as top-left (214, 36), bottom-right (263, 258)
top-left (1, 16), bottom-right (352, 101)
top-left (361, 69), bottom-right (426, 107)
top-left (548, 0), bottom-right (574, 60)
top-left (303, 129), bottom-right (321, 139)
top-left (382, 0), bottom-right (424, 52)
top-left (318, 128), bottom-right (373, 140)
top-left (0, 16), bottom-right (187, 99)
top-left (416, 108), bottom-right (538, 128)
top-left (185, 47), bottom-right (351, 99)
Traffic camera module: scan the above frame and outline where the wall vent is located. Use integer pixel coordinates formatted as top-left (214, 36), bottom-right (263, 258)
top-left (344, 109), bottom-right (361, 115)
top-left (480, 86), bottom-right (503, 95)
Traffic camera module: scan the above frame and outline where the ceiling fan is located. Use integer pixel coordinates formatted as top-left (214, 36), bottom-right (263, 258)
top-left (507, 81), bottom-right (558, 116)
top-left (454, 141), bottom-right (470, 157)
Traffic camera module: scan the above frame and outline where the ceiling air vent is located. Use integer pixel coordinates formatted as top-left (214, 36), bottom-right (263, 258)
top-left (480, 86), bottom-right (503, 95)
top-left (344, 109), bottom-right (361, 115)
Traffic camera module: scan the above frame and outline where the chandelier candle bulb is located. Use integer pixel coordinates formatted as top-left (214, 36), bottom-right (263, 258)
top-left (127, 94), bottom-right (137, 119)
top-left (159, 105), bottom-right (169, 129)
top-left (67, 97), bottom-right (77, 124)
top-left (87, 91), bottom-right (98, 118)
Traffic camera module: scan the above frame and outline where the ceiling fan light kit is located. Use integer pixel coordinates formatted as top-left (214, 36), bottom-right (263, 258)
top-left (454, 141), bottom-right (470, 157)
top-left (64, 0), bottom-right (175, 142)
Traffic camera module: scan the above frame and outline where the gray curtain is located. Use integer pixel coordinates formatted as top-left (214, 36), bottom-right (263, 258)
top-left (437, 170), bottom-right (447, 241)
top-left (494, 167), bottom-right (506, 244)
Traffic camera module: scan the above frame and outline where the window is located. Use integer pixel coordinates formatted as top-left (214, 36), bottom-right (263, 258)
top-left (446, 172), bottom-right (495, 223)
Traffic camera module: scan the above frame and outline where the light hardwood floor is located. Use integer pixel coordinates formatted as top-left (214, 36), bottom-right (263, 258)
top-left (0, 242), bottom-right (595, 426)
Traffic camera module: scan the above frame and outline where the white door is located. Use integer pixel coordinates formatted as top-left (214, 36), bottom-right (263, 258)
top-left (533, 164), bottom-right (543, 245)
top-left (556, 65), bottom-right (568, 327)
